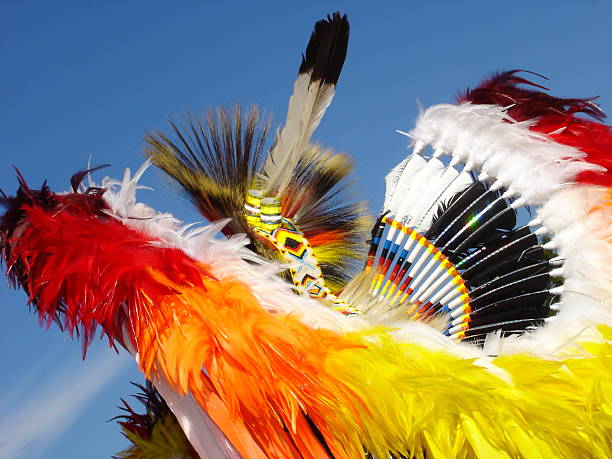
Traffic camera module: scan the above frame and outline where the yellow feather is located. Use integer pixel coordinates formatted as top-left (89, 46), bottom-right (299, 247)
top-left (320, 328), bottom-right (612, 458)
top-left (115, 414), bottom-right (196, 458)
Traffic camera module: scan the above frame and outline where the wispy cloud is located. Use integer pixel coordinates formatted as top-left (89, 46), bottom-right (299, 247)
top-left (0, 347), bottom-right (131, 458)
top-left (0, 344), bottom-right (65, 414)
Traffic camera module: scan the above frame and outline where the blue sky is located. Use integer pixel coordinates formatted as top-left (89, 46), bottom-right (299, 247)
top-left (1, 1), bottom-right (610, 457)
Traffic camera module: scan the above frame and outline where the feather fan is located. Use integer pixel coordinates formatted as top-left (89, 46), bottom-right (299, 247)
top-left (145, 14), bottom-right (365, 291)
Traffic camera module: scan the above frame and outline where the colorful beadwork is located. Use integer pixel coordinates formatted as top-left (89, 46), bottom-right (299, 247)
top-left (368, 216), bottom-right (472, 338)
top-left (246, 193), bottom-right (360, 314)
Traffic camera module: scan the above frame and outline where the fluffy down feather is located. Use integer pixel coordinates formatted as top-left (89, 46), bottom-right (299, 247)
top-left (460, 70), bottom-right (612, 186)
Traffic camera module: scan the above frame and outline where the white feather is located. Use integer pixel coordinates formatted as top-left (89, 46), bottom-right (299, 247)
top-left (410, 103), bottom-right (605, 205)
top-left (262, 73), bottom-right (335, 194)
top-left (384, 153), bottom-right (427, 216)
top-left (383, 155), bottom-right (411, 210)
top-left (395, 157), bottom-right (445, 223)
top-left (383, 153), bottom-right (472, 231)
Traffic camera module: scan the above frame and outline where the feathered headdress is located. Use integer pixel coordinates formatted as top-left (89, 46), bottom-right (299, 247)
top-left (2, 12), bottom-right (612, 459)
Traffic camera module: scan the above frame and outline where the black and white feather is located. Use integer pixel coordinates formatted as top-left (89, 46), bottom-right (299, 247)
top-left (262, 12), bottom-right (349, 196)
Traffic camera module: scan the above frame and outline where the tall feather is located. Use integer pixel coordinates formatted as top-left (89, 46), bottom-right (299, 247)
top-left (262, 12), bottom-right (349, 196)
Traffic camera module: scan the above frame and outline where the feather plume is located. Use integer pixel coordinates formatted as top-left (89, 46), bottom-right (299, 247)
top-left (112, 381), bottom-right (197, 459)
top-left (143, 105), bottom-right (284, 262)
top-left (143, 15), bottom-right (362, 290)
top-left (262, 12), bottom-right (349, 195)
top-left (144, 105), bottom-right (270, 236)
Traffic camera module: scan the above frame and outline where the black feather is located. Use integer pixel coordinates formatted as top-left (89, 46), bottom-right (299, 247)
top-left (437, 189), bottom-right (516, 263)
top-left (464, 316), bottom-right (548, 340)
top-left (465, 246), bottom-right (545, 285)
top-left (70, 164), bottom-right (110, 193)
top-left (447, 199), bottom-right (516, 257)
top-left (469, 273), bottom-right (551, 311)
top-left (458, 226), bottom-right (538, 278)
top-left (471, 290), bottom-right (551, 322)
top-left (426, 181), bottom-right (486, 242)
top-left (427, 179), bottom-right (518, 265)
top-left (298, 12), bottom-right (349, 85)
top-left (468, 261), bottom-right (551, 299)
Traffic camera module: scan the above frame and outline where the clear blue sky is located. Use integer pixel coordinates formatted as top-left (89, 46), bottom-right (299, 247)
top-left (1, 1), bottom-right (610, 457)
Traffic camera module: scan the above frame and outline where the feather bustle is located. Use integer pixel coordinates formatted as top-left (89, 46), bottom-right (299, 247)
top-left (2, 170), bottom-right (612, 458)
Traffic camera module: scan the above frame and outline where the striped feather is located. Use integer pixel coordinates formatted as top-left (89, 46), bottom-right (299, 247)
top-left (262, 13), bottom-right (349, 196)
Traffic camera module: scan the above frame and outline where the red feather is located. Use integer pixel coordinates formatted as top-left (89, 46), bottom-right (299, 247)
top-left (460, 70), bottom-right (612, 186)
top-left (1, 176), bottom-right (213, 356)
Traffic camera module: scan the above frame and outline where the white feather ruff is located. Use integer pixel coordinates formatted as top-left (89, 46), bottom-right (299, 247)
top-left (409, 103), bottom-right (605, 204)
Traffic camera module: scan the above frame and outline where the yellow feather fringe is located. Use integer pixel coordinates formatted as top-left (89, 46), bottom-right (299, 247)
top-left (326, 326), bottom-right (612, 458)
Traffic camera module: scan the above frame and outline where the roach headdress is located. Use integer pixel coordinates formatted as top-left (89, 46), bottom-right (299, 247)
top-left (2, 12), bottom-right (611, 459)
